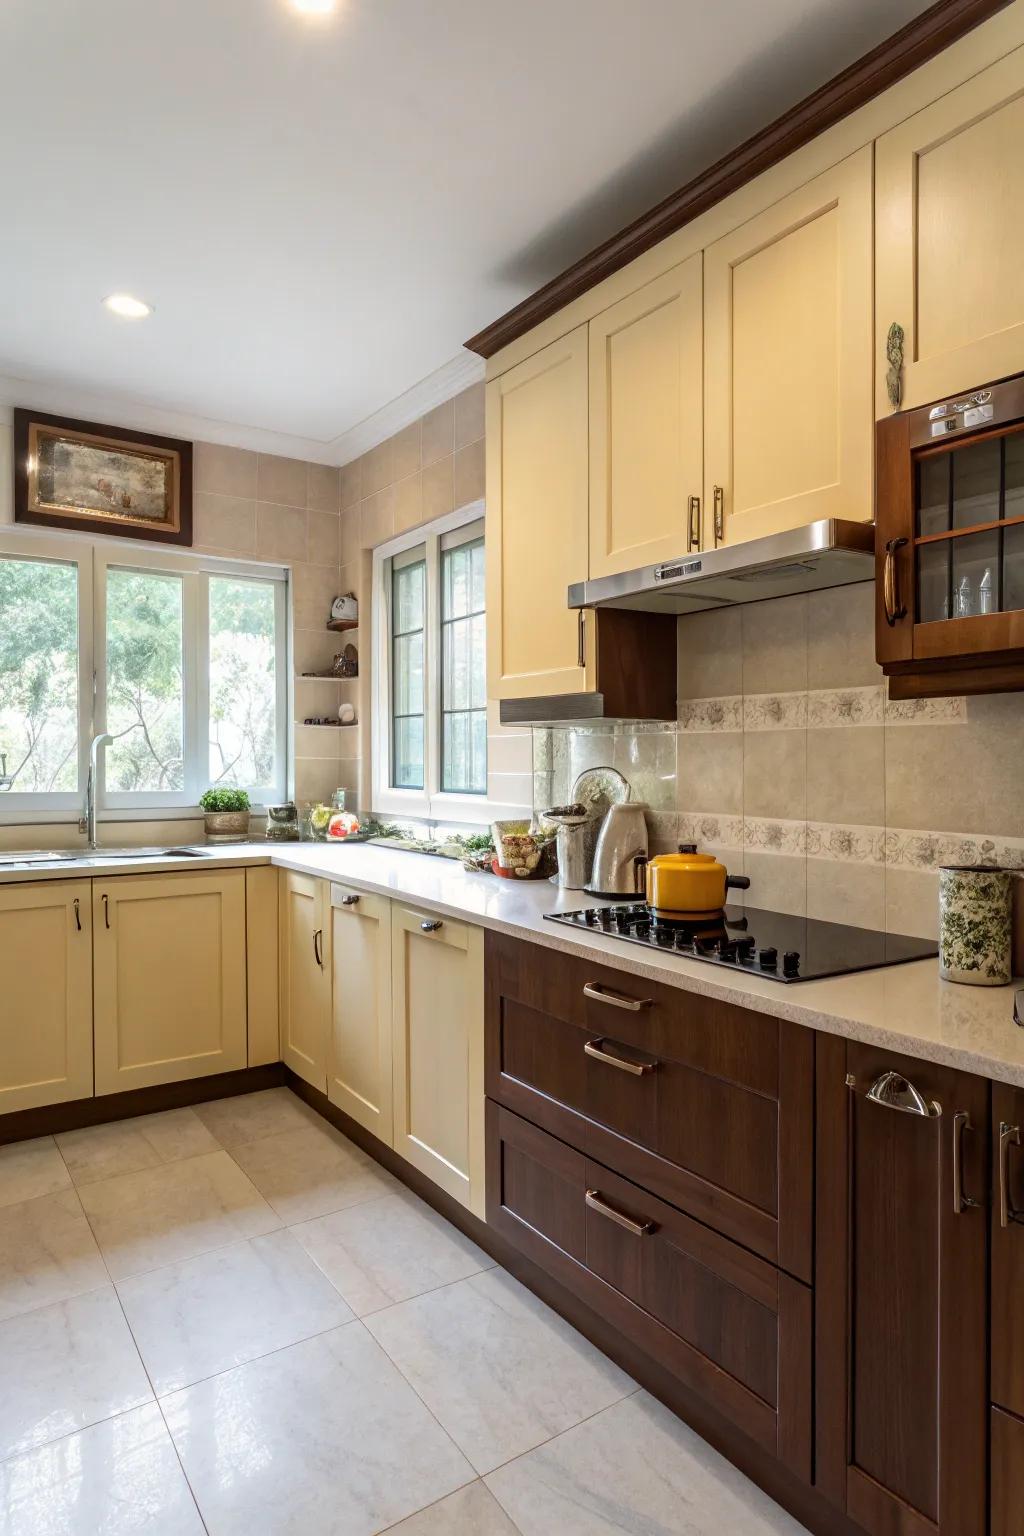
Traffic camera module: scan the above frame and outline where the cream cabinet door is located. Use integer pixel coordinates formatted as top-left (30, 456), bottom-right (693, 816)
top-left (328, 884), bottom-right (392, 1141)
top-left (876, 47), bottom-right (1024, 415)
top-left (279, 871), bottom-right (329, 1091)
top-left (391, 904), bottom-right (484, 1218)
top-left (0, 880), bottom-right (93, 1113)
top-left (589, 254), bottom-right (703, 574)
top-left (704, 146), bottom-right (873, 545)
top-left (486, 326), bottom-right (594, 700)
top-left (93, 871), bottom-right (246, 1095)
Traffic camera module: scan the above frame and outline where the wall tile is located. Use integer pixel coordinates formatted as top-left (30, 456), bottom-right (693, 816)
top-left (806, 726), bottom-right (884, 825)
top-left (308, 463), bottom-right (340, 514)
top-left (295, 759), bottom-right (347, 805)
top-left (807, 582), bottom-right (879, 689)
top-left (294, 724), bottom-right (345, 759)
top-left (195, 443), bottom-right (258, 499)
top-left (884, 701), bottom-right (1024, 836)
top-left (808, 858), bottom-right (885, 929)
top-left (743, 851), bottom-right (806, 916)
top-left (193, 493), bottom-right (256, 556)
top-left (307, 508), bottom-right (341, 567)
top-left (391, 422), bottom-right (422, 482)
top-left (677, 732), bottom-right (742, 815)
top-left (884, 867), bottom-right (939, 939)
top-left (393, 474), bottom-right (424, 536)
top-left (294, 627), bottom-right (341, 678)
top-left (677, 609), bottom-right (742, 701)
top-left (453, 439), bottom-right (485, 509)
top-left (743, 731), bottom-right (805, 821)
top-left (256, 502), bottom-right (308, 565)
top-left (292, 564), bottom-right (341, 632)
top-left (340, 458), bottom-right (362, 509)
top-left (422, 456), bottom-right (454, 522)
top-left (257, 454), bottom-right (308, 508)
top-left (421, 400), bottom-right (454, 466)
top-left (453, 383), bottom-right (485, 452)
top-left (741, 593), bottom-right (807, 695)
top-left (339, 508), bottom-right (361, 566)
top-left (361, 486), bottom-right (397, 550)
top-left (361, 439), bottom-right (393, 497)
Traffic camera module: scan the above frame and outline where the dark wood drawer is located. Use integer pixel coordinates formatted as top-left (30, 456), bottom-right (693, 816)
top-left (485, 931), bottom-right (813, 1280)
top-left (487, 1099), bottom-right (812, 1480)
top-left (993, 1083), bottom-right (1024, 1420)
top-left (992, 1407), bottom-right (1024, 1536)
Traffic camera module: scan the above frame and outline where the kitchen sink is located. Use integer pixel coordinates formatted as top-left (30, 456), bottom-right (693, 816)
top-left (0, 846), bottom-right (213, 867)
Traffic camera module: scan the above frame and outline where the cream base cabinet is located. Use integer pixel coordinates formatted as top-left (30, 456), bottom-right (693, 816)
top-left (486, 325), bottom-right (594, 700)
top-left (328, 884), bottom-right (393, 1142)
top-left (0, 880), bottom-right (93, 1113)
top-left (589, 254), bottom-right (704, 574)
top-left (876, 46), bottom-right (1024, 415)
top-left (703, 145), bottom-right (873, 546)
top-left (391, 904), bottom-right (485, 1219)
top-left (93, 871), bottom-right (246, 1095)
top-left (279, 871), bottom-right (329, 1091)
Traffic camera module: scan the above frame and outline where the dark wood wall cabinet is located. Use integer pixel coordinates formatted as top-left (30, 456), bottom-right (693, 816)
top-left (876, 370), bottom-right (1024, 698)
top-left (485, 933), bottom-right (1019, 1536)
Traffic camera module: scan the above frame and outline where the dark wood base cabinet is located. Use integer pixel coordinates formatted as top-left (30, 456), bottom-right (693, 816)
top-left (991, 1408), bottom-right (1024, 1536)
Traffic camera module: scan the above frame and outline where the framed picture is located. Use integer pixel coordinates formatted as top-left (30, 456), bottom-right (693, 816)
top-left (13, 408), bottom-right (193, 546)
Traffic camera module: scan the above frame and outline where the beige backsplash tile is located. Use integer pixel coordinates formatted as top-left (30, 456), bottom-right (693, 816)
top-left (454, 383), bottom-right (485, 452)
top-left (806, 582), bottom-right (879, 689)
top-left (340, 458), bottom-right (361, 509)
top-left (195, 443), bottom-right (258, 499)
top-left (307, 463), bottom-right (340, 514)
top-left (193, 493), bottom-right (257, 556)
top-left (742, 851), bottom-right (806, 917)
top-left (256, 501), bottom-right (308, 564)
top-left (806, 726), bottom-right (883, 825)
top-left (741, 593), bottom-right (808, 695)
top-left (743, 731), bottom-right (806, 821)
top-left (421, 399), bottom-right (454, 466)
top-left (257, 454), bottom-right (308, 509)
top-left (677, 732), bottom-right (743, 814)
top-left (307, 508), bottom-right (341, 567)
top-left (807, 858), bottom-right (885, 930)
top-left (677, 608), bottom-right (742, 700)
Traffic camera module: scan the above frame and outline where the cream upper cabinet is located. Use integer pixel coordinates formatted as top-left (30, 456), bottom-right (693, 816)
top-left (876, 47), bottom-right (1024, 415)
top-left (589, 254), bottom-right (703, 574)
top-left (702, 145), bottom-right (873, 546)
top-left (279, 870), bottom-right (329, 1091)
top-left (93, 870), bottom-right (246, 1096)
top-left (486, 325), bottom-right (594, 700)
top-left (391, 904), bottom-right (485, 1219)
top-left (328, 883), bottom-right (393, 1142)
top-left (0, 879), bottom-right (93, 1114)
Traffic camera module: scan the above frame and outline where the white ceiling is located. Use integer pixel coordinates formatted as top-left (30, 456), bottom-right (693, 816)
top-left (0, 0), bottom-right (931, 462)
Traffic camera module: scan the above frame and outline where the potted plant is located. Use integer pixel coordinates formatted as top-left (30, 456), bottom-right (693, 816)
top-left (199, 787), bottom-right (251, 842)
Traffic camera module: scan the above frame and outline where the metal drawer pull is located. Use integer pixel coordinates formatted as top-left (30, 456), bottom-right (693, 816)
top-left (952, 1110), bottom-right (982, 1214)
top-left (340, 894), bottom-right (360, 906)
top-left (584, 1039), bottom-right (657, 1076)
top-left (102, 893), bottom-right (110, 930)
top-left (999, 1122), bottom-right (1024, 1229)
top-left (582, 981), bottom-right (651, 1012)
top-left (585, 1189), bottom-right (654, 1237)
top-left (713, 484), bottom-right (725, 546)
top-left (73, 898), bottom-right (82, 932)
top-left (687, 494), bottom-right (701, 552)
top-left (420, 919), bottom-right (443, 933)
top-left (865, 1070), bottom-right (941, 1118)
top-left (313, 927), bottom-right (323, 967)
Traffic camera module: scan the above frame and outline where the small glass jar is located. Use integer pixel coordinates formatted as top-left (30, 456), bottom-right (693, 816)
top-left (265, 803), bottom-right (300, 842)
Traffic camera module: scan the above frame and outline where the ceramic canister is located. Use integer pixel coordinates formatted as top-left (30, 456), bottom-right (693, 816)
top-left (938, 864), bottom-right (1013, 986)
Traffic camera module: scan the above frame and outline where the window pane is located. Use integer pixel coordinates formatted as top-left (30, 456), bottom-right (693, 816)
top-left (442, 709), bottom-right (487, 794)
top-left (0, 557), bottom-right (79, 792)
top-left (392, 557), bottom-right (425, 790)
top-left (393, 715), bottom-right (424, 791)
top-left (440, 536), bottom-right (486, 795)
top-left (106, 568), bottom-right (184, 792)
top-left (209, 576), bottom-right (277, 790)
top-left (394, 559), bottom-right (425, 634)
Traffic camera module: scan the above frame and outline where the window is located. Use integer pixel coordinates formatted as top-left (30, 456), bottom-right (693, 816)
top-left (0, 532), bottom-right (287, 817)
top-left (373, 501), bottom-right (493, 821)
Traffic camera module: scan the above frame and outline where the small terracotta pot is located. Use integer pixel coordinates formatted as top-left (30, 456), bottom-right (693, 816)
top-left (203, 809), bottom-right (251, 843)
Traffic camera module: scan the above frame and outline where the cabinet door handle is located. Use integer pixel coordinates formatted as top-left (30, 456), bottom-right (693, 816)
top-left (340, 894), bottom-right (360, 906)
top-left (883, 537), bottom-right (908, 625)
top-left (102, 893), bottom-right (110, 930)
top-left (585, 1189), bottom-right (655, 1237)
top-left (313, 927), bottom-right (323, 968)
top-left (999, 1122), bottom-right (1023, 1229)
top-left (584, 1039), bottom-right (658, 1076)
top-left (713, 485), bottom-right (725, 546)
top-left (73, 897), bottom-right (82, 932)
top-left (687, 495), bottom-right (701, 552)
top-left (582, 981), bottom-right (652, 1012)
top-left (952, 1110), bottom-right (982, 1214)
top-left (865, 1069), bottom-right (941, 1118)
top-left (420, 919), bottom-right (443, 933)
top-left (576, 609), bottom-right (586, 670)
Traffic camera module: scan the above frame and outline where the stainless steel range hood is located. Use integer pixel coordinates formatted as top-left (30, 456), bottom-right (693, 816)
top-left (568, 518), bottom-right (875, 615)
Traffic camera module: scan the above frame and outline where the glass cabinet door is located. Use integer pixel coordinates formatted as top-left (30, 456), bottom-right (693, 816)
top-left (915, 428), bottom-right (1024, 625)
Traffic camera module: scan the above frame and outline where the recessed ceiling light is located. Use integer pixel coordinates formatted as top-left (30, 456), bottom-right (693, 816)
top-left (291, 0), bottom-right (336, 13)
top-left (103, 293), bottom-right (153, 319)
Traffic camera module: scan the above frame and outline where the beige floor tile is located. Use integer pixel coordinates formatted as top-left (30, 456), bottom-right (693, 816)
top-left (77, 1151), bottom-right (279, 1281)
top-left (192, 1086), bottom-right (320, 1148)
top-left (0, 1402), bottom-right (204, 1534)
top-left (365, 1268), bottom-right (634, 1475)
top-left (0, 1137), bottom-right (70, 1209)
top-left (118, 1228), bottom-right (354, 1395)
top-left (293, 1187), bottom-right (493, 1316)
top-left (56, 1108), bottom-right (220, 1187)
top-left (230, 1119), bottom-right (399, 1225)
top-left (0, 1188), bottom-right (107, 1322)
top-left (387, 1481), bottom-right (521, 1535)
top-left (0, 1286), bottom-right (152, 1461)
top-left (486, 1391), bottom-right (806, 1534)
top-left (163, 1323), bottom-right (473, 1535)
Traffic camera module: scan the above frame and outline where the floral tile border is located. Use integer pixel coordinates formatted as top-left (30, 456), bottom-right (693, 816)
top-left (883, 692), bottom-right (967, 725)
top-left (884, 827), bottom-right (1024, 870)
top-left (668, 687), bottom-right (967, 733)
top-left (806, 686), bottom-right (883, 728)
top-left (743, 693), bottom-right (807, 731)
top-left (806, 822), bottom-right (885, 864)
top-left (671, 812), bottom-right (1024, 871)
top-left (743, 816), bottom-right (807, 856)
top-left (678, 812), bottom-right (744, 850)
top-left (678, 696), bottom-right (743, 733)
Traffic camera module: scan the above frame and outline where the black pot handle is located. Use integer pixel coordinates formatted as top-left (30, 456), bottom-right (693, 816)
top-left (726, 874), bottom-right (751, 891)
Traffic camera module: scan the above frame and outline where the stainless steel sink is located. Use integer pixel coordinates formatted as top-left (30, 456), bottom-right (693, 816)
top-left (0, 846), bottom-right (213, 867)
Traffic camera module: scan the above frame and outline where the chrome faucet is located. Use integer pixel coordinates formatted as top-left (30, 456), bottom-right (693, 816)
top-left (86, 733), bottom-right (114, 849)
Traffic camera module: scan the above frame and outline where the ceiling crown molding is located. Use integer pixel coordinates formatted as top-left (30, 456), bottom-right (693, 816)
top-left (327, 352), bottom-right (484, 467)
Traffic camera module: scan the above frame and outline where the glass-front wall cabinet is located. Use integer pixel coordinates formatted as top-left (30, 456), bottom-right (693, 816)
top-left (915, 434), bottom-right (1024, 623)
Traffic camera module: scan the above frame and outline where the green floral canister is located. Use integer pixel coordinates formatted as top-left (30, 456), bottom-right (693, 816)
top-left (938, 865), bottom-right (1012, 986)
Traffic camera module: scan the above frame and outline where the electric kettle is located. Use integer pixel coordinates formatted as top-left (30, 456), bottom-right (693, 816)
top-left (587, 802), bottom-right (649, 897)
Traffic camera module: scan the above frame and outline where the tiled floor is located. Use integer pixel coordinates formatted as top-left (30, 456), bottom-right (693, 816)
top-left (0, 1087), bottom-right (808, 1534)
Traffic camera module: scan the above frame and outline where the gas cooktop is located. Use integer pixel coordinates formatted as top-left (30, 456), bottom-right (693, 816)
top-left (544, 903), bottom-right (938, 982)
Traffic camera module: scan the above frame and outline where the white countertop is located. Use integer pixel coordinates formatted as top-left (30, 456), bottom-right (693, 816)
top-left (4, 838), bottom-right (1024, 1089)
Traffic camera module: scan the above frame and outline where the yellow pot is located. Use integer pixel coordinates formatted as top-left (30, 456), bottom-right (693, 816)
top-left (644, 850), bottom-right (750, 918)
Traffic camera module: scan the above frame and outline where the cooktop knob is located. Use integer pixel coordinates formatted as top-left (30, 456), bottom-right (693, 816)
top-left (717, 939), bottom-right (738, 961)
top-left (598, 908), bottom-right (613, 927)
top-left (736, 936), bottom-right (756, 958)
top-left (655, 928), bottom-right (674, 946)
top-left (783, 950), bottom-right (801, 977)
top-left (675, 931), bottom-right (694, 951)
top-left (584, 910), bottom-right (598, 925)
top-left (758, 946), bottom-right (778, 970)
top-left (636, 921), bottom-right (650, 939)
top-left (615, 910), bottom-right (631, 932)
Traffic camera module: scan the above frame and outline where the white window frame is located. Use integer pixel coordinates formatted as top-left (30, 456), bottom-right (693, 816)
top-left (0, 525), bottom-right (289, 823)
top-left (372, 499), bottom-right (514, 826)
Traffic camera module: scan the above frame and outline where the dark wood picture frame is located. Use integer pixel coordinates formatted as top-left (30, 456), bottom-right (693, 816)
top-left (13, 407), bottom-right (193, 547)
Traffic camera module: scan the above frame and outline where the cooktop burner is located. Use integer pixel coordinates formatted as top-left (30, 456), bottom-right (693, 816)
top-left (543, 903), bottom-right (937, 982)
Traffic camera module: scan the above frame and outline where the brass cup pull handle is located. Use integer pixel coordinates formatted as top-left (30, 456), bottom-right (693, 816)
top-left (73, 897), bottom-right (82, 932)
top-left (999, 1122), bottom-right (1023, 1229)
top-left (585, 1189), bottom-right (655, 1237)
top-left (952, 1110), bottom-right (982, 1214)
top-left (687, 495), bottom-right (701, 552)
top-left (313, 927), bottom-right (323, 968)
top-left (713, 485), bottom-right (725, 546)
top-left (865, 1069), bottom-right (941, 1118)
top-left (102, 893), bottom-right (110, 930)
top-left (883, 537), bottom-right (908, 626)
top-left (582, 981), bottom-right (651, 1012)
top-left (340, 894), bottom-right (360, 906)
top-left (420, 919), bottom-right (443, 933)
top-left (584, 1039), bottom-right (658, 1076)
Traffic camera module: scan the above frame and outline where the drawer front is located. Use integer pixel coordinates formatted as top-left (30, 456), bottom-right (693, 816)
top-left (992, 1407), bottom-right (1024, 1536)
top-left (993, 1083), bottom-right (1024, 1420)
top-left (487, 1100), bottom-right (811, 1479)
top-left (485, 932), bottom-right (813, 1280)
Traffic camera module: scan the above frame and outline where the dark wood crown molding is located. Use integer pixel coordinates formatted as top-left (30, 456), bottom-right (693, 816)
top-left (465, 0), bottom-right (1011, 359)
